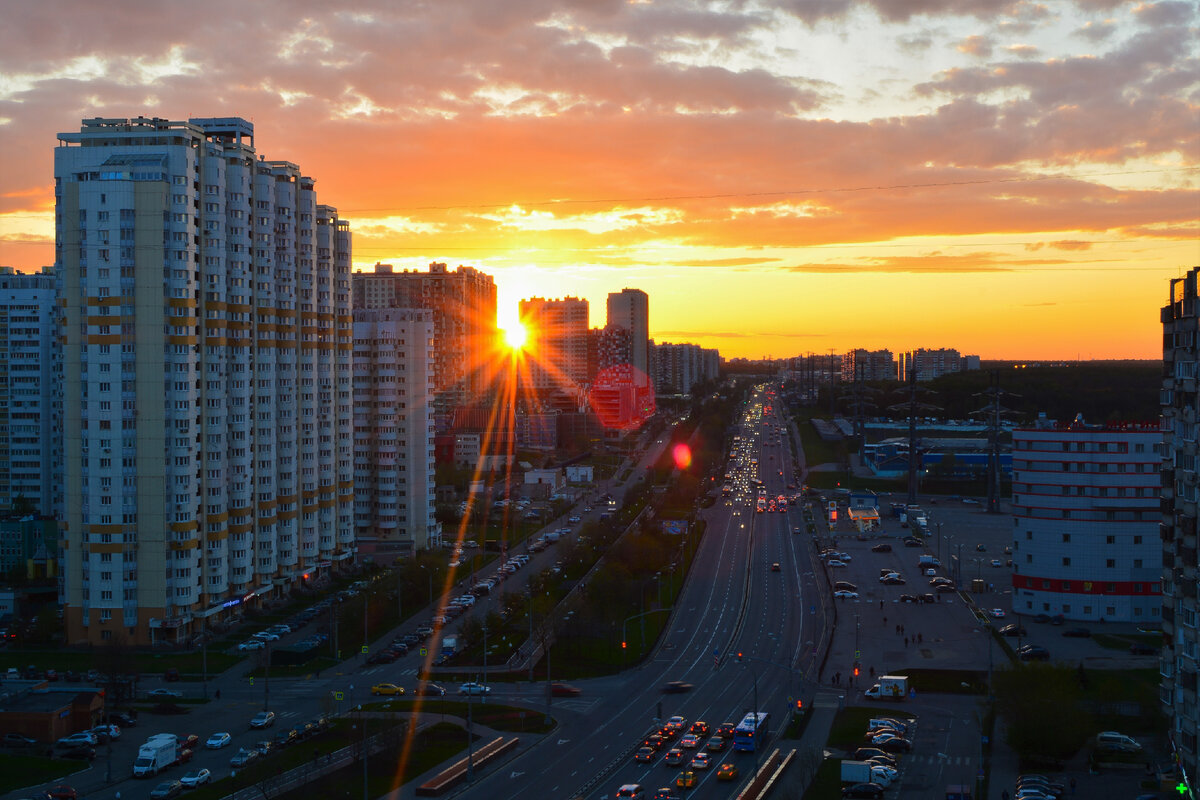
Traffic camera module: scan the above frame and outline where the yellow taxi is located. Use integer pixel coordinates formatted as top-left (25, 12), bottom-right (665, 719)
top-left (675, 770), bottom-right (698, 789)
top-left (717, 762), bottom-right (739, 780)
top-left (370, 683), bottom-right (405, 696)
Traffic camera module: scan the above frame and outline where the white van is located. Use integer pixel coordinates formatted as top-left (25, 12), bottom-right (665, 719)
top-left (1096, 731), bottom-right (1141, 752)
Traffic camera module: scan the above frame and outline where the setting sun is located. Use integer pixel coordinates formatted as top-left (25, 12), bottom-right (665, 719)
top-left (502, 322), bottom-right (528, 351)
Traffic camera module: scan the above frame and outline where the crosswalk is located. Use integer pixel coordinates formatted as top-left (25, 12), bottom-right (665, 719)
top-left (905, 753), bottom-right (976, 767)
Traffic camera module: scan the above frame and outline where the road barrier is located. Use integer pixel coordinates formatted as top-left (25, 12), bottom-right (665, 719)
top-left (414, 735), bottom-right (519, 796)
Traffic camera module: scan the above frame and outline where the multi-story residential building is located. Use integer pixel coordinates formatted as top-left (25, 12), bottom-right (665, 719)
top-left (1009, 419), bottom-right (1162, 622)
top-left (519, 296), bottom-right (589, 391)
top-left (899, 348), bottom-right (981, 382)
top-left (594, 324), bottom-right (630, 381)
top-left (55, 116), bottom-right (353, 646)
top-left (843, 348), bottom-right (897, 382)
top-left (352, 309), bottom-right (438, 556)
top-left (606, 288), bottom-right (650, 387)
top-left (652, 342), bottom-right (720, 395)
top-left (0, 267), bottom-right (60, 517)
top-left (1162, 267), bottom-right (1200, 780)
top-left (353, 262), bottom-right (498, 415)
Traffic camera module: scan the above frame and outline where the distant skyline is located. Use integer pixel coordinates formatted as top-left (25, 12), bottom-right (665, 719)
top-left (1, 1), bottom-right (1197, 360)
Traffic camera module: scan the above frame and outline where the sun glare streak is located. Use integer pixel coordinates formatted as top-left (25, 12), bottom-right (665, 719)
top-left (503, 322), bottom-right (527, 350)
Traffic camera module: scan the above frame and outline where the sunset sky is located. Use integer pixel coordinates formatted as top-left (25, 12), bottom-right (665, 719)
top-left (1, 0), bottom-right (1196, 360)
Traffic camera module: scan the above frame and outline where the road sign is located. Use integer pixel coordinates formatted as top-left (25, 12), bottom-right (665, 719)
top-left (335, 691), bottom-right (344, 701)
top-left (361, 645), bottom-right (368, 654)
top-left (420, 647), bottom-right (427, 656)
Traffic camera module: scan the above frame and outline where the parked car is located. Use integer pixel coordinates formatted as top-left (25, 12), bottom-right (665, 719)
top-left (842, 783), bottom-right (885, 798)
top-left (999, 624), bottom-right (1027, 637)
top-left (458, 682), bottom-right (491, 696)
top-left (1018, 644), bottom-right (1050, 662)
top-left (147, 688), bottom-right (183, 699)
top-left (1096, 731), bottom-right (1142, 753)
top-left (870, 543), bottom-right (892, 553)
top-left (55, 732), bottom-right (97, 748)
top-left (3, 733), bottom-right (37, 747)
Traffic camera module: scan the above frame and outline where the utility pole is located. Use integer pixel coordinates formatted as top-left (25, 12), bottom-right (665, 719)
top-left (202, 641), bottom-right (208, 700)
top-left (264, 642), bottom-right (270, 711)
top-left (972, 369), bottom-right (1017, 515)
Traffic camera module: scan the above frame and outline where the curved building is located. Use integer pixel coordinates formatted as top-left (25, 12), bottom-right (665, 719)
top-left (1010, 419), bottom-right (1162, 622)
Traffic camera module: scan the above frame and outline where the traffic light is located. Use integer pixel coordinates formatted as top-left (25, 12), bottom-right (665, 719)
top-left (795, 698), bottom-right (803, 710)
top-left (622, 640), bottom-right (627, 649)
top-left (736, 652), bottom-right (743, 662)
top-left (853, 666), bottom-right (860, 677)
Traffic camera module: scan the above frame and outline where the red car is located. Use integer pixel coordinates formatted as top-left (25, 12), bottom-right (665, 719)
top-left (46, 787), bottom-right (79, 800)
top-left (550, 682), bottom-right (581, 697)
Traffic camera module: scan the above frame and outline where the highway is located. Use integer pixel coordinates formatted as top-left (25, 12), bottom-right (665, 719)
top-left (457, 384), bottom-right (826, 800)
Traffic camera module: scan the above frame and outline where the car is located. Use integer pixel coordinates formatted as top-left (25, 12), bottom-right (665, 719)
top-left (252, 631), bottom-right (280, 641)
top-left (551, 682), bottom-right (582, 697)
top-left (976, 543), bottom-right (986, 552)
top-left (255, 740), bottom-right (276, 756)
top-left (880, 576), bottom-right (905, 585)
top-left (999, 623), bottom-right (1027, 637)
top-left (180, 768), bottom-right (212, 787)
top-left (1032, 613), bottom-right (1052, 623)
top-left (643, 733), bottom-right (667, 751)
top-left (1130, 642), bottom-right (1159, 655)
top-left (230, 747), bottom-right (259, 768)
top-left (1049, 614), bottom-right (1065, 626)
top-left (834, 590), bottom-right (860, 599)
top-left (205, 732), bottom-right (232, 749)
top-left (148, 688), bottom-right (183, 699)
top-left (1096, 731), bottom-right (1143, 752)
top-left (108, 712), bottom-right (137, 728)
top-left (675, 771), bottom-right (698, 789)
top-left (164, 667), bottom-right (181, 682)
top-left (771, 562), bottom-right (781, 571)
top-left (367, 651), bottom-right (397, 665)
top-left (1062, 627), bottom-right (1091, 638)
top-left (274, 728), bottom-right (299, 748)
top-left (877, 737), bottom-right (913, 752)
top-left (3, 733), bottom-right (37, 747)
top-left (651, 789), bottom-right (679, 800)
top-left (834, 581), bottom-right (858, 591)
top-left (990, 559), bottom-right (1003, 567)
top-left (664, 747), bottom-right (686, 766)
top-left (58, 743), bottom-right (96, 760)
top-left (662, 681), bottom-right (693, 694)
top-left (899, 594), bottom-right (918, 603)
top-left (865, 753), bottom-right (898, 770)
top-left (415, 682), bottom-right (446, 696)
top-left (238, 639), bottom-right (265, 651)
top-left (903, 537), bottom-right (922, 547)
top-left (706, 736), bottom-right (725, 751)
top-left (1018, 644), bottom-right (1050, 661)
top-left (250, 710), bottom-right (276, 728)
top-left (680, 733), bottom-right (701, 749)
top-left (56, 732), bottom-right (98, 748)
top-left (991, 609), bottom-right (1006, 618)
top-left (634, 746), bottom-right (655, 763)
top-left (922, 593), bottom-right (936, 603)
top-left (827, 559), bottom-right (849, 568)
top-left (89, 724), bottom-right (119, 743)
top-left (717, 762), bottom-right (739, 780)
top-left (371, 683), bottom-right (405, 696)
top-left (45, 787), bottom-right (80, 800)
top-left (716, 722), bottom-right (736, 739)
top-left (148, 780), bottom-right (183, 799)
top-left (459, 682), bottom-right (491, 696)
top-left (665, 715), bottom-right (687, 734)
top-left (842, 783), bottom-right (885, 798)
top-left (870, 543), bottom-right (893, 553)
top-left (935, 583), bottom-right (957, 593)
top-left (690, 751), bottom-right (710, 769)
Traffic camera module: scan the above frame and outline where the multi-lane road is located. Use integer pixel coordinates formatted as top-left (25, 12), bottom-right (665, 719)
top-left (456, 385), bottom-right (827, 800)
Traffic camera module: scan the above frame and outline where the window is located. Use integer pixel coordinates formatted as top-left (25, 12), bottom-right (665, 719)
top-left (1106, 559), bottom-right (1115, 568)
top-left (1062, 557), bottom-right (1071, 566)
top-left (1062, 533), bottom-right (1071, 543)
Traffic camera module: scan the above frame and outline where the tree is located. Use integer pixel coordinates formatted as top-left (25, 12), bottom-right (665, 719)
top-left (994, 663), bottom-right (1092, 763)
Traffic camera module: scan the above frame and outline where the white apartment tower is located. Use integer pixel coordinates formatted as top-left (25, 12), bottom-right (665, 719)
top-left (519, 296), bottom-right (589, 391)
top-left (55, 116), bottom-right (354, 646)
top-left (0, 267), bottom-right (61, 517)
top-left (353, 308), bottom-right (439, 555)
top-left (606, 288), bottom-right (650, 386)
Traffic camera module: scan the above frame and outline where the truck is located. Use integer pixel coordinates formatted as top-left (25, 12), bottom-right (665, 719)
top-left (863, 675), bottom-right (909, 701)
top-left (840, 760), bottom-right (874, 783)
top-left (133, 733), bottom-right (179, 777)
top-left (440, 636), bottom-right (458, 658)
top-left (918, 555), bottom-right (941, 568)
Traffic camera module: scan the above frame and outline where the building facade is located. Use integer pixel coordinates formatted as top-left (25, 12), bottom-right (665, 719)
top-left (652, 341), bottom-right (720, 395)
top-left (1162, 267), bottom-right (1200, 780)
top-left (1009, 420), bottom-right (1162, 622)
top-left (352, 262), bottom-right (498, 409)
top-left (0, 267), bottom-right (61, 517)
top-left (352, 309), bottom-right (438, 556)
top-left (843, 348), bottom-right (897, 382)
top-left (56, 116), bottom-right (354, 645)
top-left (606, 288), bottom-right (650, 386)
top-left (518, 296), bottom-right (589, 391)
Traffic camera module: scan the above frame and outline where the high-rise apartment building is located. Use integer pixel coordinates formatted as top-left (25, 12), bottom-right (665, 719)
top-left (353, 263), bottom-right (498, 409)
top-left (56, 116), bottom-right (353, 645)
top-left (1010, 420), bottom-right (1162, 621)
top-left (899, 348), bottom-right (981, 381)
top-left (652, 342), bottom-right (720, 395)
top-left (352, 309), bottom-right (438, 555)
top-left (519, 296), bottom-right (589, 391)
top-left (843, 349), bottom-right (897, 382)
top-left (1162, 267), bottom-right (1200, 779)
top-left (606, 288), bottom-right (650, 386)
top-left (0, 266), bottom-right (61, 516)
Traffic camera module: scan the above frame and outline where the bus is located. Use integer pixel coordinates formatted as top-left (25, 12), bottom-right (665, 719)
top-left (732, 711), bottom-right (769, 752)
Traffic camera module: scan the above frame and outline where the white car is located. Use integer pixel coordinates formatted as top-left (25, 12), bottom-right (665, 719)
top-left (238, 639), bottom-right (265, 651)
top-left (181, 768), bottom-right (212, 787)
top-left (252, 631), bottom-right (280, 641)
top-left (458, 682), bottom-right (491, 696)
top-left (833, 590), bottom-right (859, 600)
top-left (827, 560), bottom-right (849, 568)
top-left (871, 765), bottom-right (896, 786)
top-left (147, 688), bottom-right (183, 699)
top-left (205, 732), bottom-right (232, 749)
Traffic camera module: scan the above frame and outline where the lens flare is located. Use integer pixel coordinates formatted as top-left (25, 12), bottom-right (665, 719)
top-left (673, 443), bottom-right (692, 470)
top-left (502, 323), bottom-right (527, 350)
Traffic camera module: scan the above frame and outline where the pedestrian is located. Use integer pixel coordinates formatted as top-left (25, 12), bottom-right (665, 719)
top-left (918, 633), bottom-right (923, 644)
top-left (879, 600), bottom-right (884, 610)
top-left (215, 689), bottom-right (220, 700)
top-left (883, 616), bottom-right (887, 627)
top-left (904, 636), bottom-right (908, 647)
